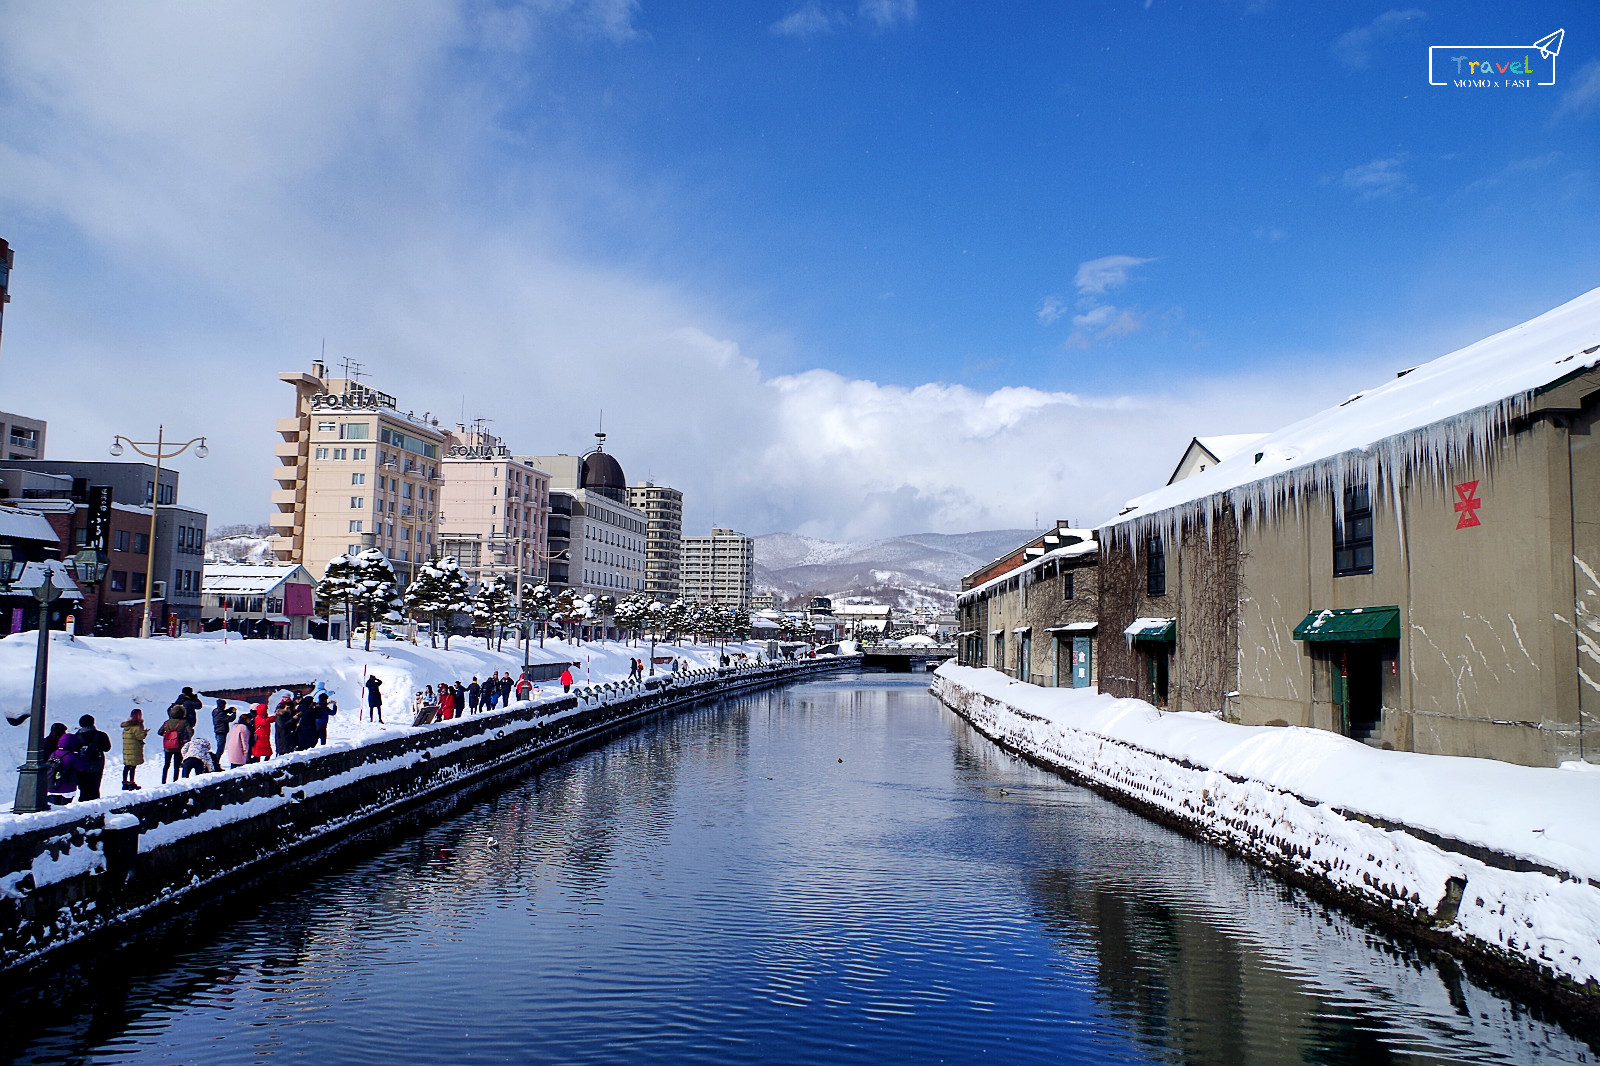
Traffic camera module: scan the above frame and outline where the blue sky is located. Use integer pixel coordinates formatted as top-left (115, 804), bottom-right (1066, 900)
top-left (1, 2), bottom-right (1598, 538)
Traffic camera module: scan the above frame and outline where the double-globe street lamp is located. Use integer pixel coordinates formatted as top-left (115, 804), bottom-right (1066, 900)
top-left (7, 546), bottom-right (111, 814)
top-left (109, 426), bottom-right (208, 638)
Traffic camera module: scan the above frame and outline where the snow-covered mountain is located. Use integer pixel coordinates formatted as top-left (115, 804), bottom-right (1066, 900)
top-left (754, 529), bottom-right (1035, 609)
top-left (206, 524), bottom-right (277, 565)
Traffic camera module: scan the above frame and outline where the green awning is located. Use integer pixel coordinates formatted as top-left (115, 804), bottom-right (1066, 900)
top-left (1124, 618), bottom-right (1175, 643)
top-left (1293, 606), bottom-right (1400, 642)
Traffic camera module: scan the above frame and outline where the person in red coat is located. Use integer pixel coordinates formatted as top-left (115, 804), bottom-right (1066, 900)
top-left (250, 703), bottom-right (274, 762)
top-left (438, 685), bottom-right (456, 721)
top-left (559, 668), bottom-right (573, 693)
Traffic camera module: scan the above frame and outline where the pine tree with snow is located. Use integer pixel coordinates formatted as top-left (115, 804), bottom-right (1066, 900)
top-left (613, 593), bottom-right (651, 643)
top-left (525, 583), bottom-right (558, 647)
top-left (317, 554), bottom-right (361, 647)
top-left (471, 574), bottom-right (516, 650)
top-left (406, 556), bottom-right (472, 649)
top-left (347, 549), bottom-right (404, 652)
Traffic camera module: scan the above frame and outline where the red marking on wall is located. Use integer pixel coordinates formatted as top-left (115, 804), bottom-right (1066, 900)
top-left (1454, 480), bottom-right (1482, 529)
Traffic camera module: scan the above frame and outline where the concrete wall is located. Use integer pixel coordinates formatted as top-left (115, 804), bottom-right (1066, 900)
top-left (956, 555), bottom-right (1098, 686)
top-left (0, 658), bottom-right (851, 974)
top-left (1235, 392), bottom-right (1598, 765)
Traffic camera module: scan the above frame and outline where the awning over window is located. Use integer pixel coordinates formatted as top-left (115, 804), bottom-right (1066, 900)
top-left (1047, 622), bottom-right (1097, 633)
top-left (1292, 605), bottom-right (1400, 642)
top-left (1013, 625), bottom-right (1032, 634)
top-left (1124, 617), bottom-right (1175, 643)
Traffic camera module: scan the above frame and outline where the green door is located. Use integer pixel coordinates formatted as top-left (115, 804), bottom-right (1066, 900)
top-left (1072, 637), bottom-right (1092, 688)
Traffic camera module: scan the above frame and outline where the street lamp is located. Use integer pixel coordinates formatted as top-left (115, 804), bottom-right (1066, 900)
top-left (6, 549), bottom-right (104, 812)
top-left (109, 426), bottom-right (208, 638)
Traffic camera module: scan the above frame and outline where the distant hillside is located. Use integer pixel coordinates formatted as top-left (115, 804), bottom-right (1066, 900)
top-left (206, 524), bottom-right (277, 565)
top-left (753, 529), bottom-right (1035, 609)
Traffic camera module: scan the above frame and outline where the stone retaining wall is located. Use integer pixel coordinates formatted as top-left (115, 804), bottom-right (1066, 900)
top-left (931, 671), bottom-right (1600, 1026)
top-left (0, 658), bottom-right (852, 974)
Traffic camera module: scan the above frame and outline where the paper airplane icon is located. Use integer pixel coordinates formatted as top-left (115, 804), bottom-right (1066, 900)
top-left (1532, 29), bottom-right (1563, 59)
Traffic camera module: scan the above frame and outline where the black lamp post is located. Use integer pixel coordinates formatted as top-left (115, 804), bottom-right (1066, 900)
top-left (10, 549), bottom-right (108, 814)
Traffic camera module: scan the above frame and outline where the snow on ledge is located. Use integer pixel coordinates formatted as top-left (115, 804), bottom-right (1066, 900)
top-left (932, 663), bottom-right (1600, 989)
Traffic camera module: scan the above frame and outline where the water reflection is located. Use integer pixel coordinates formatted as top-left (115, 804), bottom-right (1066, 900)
top-left (1, 674), bottom-right (1593, 1065)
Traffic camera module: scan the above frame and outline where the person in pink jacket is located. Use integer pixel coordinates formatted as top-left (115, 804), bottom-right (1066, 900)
top-left (224, 715), bottom-right (252, 769)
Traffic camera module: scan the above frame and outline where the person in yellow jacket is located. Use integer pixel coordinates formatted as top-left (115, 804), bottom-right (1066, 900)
top-left (121, 708), bottom-right (148, 790)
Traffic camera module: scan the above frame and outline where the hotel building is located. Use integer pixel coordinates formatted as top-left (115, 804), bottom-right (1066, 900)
top-left (438, 425), bottom-right (551, 591)
top-left (270, 360), bottom-right (447, 584)
top-left (521, 435), bottom-right (646, 599)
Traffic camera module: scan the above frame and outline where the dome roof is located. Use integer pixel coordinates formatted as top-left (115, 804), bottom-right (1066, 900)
top-left (580, 432), bottom-right (627, 499)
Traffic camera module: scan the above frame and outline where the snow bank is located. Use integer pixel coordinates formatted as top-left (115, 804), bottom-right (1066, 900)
top-left (0, 631), bottom-right (762, 797)
top-left (933, 664), bottom-right (1600, 993)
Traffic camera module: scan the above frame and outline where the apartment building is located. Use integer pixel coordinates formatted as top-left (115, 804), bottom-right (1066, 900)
top-left (627, 481), bottom-right (683, 601)
top-left (680, 528), bottom-right (754, 607)
top-left (0, 412), bottom-right (45, 462)
top-left (438, 425), bottom-right (550, 590)
top-left (521, 435), bottom-right (646, 598)
top-left (271, 361), bottom-right (448, 584)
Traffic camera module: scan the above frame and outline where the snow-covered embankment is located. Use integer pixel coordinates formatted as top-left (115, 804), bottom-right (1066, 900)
top-left (0, 653), bottom-right (852, 973)
top-left (932, 664), bottom-right (1600, 1010)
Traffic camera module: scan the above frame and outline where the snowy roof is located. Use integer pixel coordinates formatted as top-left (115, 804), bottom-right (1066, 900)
top-left (201, 564), bottom-right (314, 596)
top-left (1196, 433), bottom-right (1270, 461)
top-left (957, 539), bottom-right (1098, 606)
top-left (0, 507), bottom-right (60, 544)
top-left (6, 561), bottom-right (84, 601)
top-left (1107, 286), bottom-right (1600, 540)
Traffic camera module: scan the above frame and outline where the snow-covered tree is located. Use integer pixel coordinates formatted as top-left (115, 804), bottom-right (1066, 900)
top-left (553, 588), bottom-right (592, 643)
top-left (471, 574), bottom-right (516, 650)
top-left (316, 554), bottom-right (360, 647)
top-left (613, 593), bottom-right (652, 643)
top-left (406, 556), bottom-right (472, 648)
top-left (345, 549), bottom-right (404, 652)
top-left (525, 583), bottom-right (558, 646)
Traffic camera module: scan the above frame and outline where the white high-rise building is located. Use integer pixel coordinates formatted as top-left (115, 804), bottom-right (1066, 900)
top-left (680, 528), bottom-right (754, 607)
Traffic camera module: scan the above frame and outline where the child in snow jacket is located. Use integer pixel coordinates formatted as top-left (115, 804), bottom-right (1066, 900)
top-left (46, 728), bottom-right (78, 804)
top-left (251, 704), bottom-right (274, 761)
top-left (180, 735), bottom-right (215, 777)
top-left (224, 716), bottom-right (251, 768)
top-left (158, 709), bottom-right (193, 784)
top-left (559, 668), bottom-right (573, 693)
top-left (121, 709), bottom-right (148, 790)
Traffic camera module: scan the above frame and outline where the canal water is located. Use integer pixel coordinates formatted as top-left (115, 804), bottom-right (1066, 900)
top-left (3, 673), bottom-right (1593, 1065)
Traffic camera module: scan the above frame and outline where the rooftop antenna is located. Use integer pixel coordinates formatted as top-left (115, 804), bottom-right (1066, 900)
top-left (338, 357), bottom-right (366, 383)
top-left (595, 410), bottom-right (606, 452)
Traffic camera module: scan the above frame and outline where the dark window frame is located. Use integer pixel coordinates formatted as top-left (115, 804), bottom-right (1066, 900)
top-left (1334, 486), bottom-right (1375, 576)
top-left (1063, 571), bottom-right (1075, 601)
top-left (1146, 540), bottom-right (1167, 597)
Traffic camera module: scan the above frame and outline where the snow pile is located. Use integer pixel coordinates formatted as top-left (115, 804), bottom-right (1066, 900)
top-left (0, 632), bottom-right (761, 795)
top-left (933, 664), bottom-right (1600, 990)
top-left (1107, 285), bottom-right (1600, 542)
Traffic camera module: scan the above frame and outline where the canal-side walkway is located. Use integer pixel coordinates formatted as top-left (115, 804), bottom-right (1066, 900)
top-left (932, 663), bottom-right (1600, 1019)
top-left (0, 655), bottom-right (854, 974)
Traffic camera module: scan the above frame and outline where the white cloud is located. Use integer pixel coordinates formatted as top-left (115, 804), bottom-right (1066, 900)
top-left (771, 2), bottom-right (838, 38)
top-left (1557, 60), bottom-right (1600, 120)
top-left (1341, 156), bottom-right (1410, 200)
top-left (0, 2), bottom-right (1388, 543)
top-left (1073, 254), bottom-right (1153, 295)
top-left (857, 0), bottom-right (917, 31)
top-left (1332, 8), bottom-right (1426, 70)
top-left (1036, 296), bottom-right (1066, 324)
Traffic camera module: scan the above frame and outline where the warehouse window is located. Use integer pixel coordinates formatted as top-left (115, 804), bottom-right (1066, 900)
top-left (1334, 487), bottom-right (1374, 576)
top-left (1146, 540), bottom-right (1166, 597)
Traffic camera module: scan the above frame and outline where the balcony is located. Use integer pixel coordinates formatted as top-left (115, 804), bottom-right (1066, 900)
top-left (275, 417), bottom-right (304, 439)
top-left (273, 440), bottom-right (303, 460)
top-left (7, 434), bottom-right (38, 450)
top-left (267, 513), bottom-right (295, 531)
top-left (270, 488), bottom-right (301, 509)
